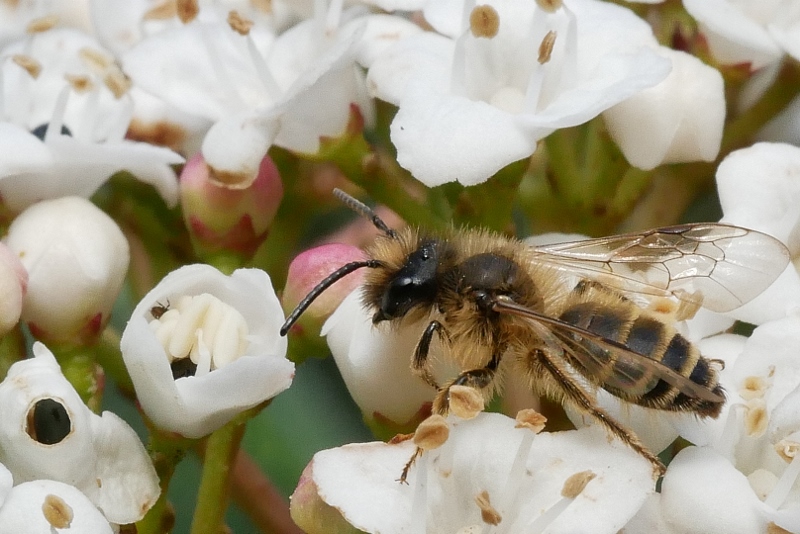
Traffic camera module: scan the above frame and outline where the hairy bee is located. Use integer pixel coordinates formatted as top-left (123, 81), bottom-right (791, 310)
top-left (281, 189), bottom-right (790, 473)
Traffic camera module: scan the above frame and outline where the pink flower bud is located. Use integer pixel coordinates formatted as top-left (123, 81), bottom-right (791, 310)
top-left (0, 243), bottom-right (27, 337)
top-left (180, 152), bottom-right (283, 260)
top-left (282, 244), bottom-right (365, 334)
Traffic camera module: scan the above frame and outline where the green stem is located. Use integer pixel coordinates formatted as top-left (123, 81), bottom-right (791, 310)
top-left (50, 346), bottom-right (103, 413)
top-left (722, 60), bottom-right (800, 155)
top-left (190, 419), bottom-right (247, 534)
top-left (0, 326), bottom-right (26, 381)
top-left (453, 158), bottom-right (528, 232)
top-left (94, 328), bottom-right (134, 396)
top-left (543, 127), bottom-right (583, 204)
top-left (137, 430), bottom-right (193, 534)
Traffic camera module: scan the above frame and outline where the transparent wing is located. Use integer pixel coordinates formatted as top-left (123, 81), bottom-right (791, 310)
top-left (530, 223), bottom-right (790, 313)
top-left (494, 299), bottom-right (723, 403)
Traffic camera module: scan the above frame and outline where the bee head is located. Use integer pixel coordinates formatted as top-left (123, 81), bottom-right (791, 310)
top-left (373, 240), bottom-right (439, 324)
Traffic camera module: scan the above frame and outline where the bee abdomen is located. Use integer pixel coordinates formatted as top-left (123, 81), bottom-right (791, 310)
top-left (559, 303), bottom-right (723, 417)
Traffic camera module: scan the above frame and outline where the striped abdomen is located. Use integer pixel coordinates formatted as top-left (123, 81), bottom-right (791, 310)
top-left (558, 301), bottom-right (724, 418)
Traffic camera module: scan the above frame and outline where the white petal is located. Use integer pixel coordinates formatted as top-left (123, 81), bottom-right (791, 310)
top-left (604, 48), bottom-right (725, 170)
top-left (0, 479), bottom-right (113, 533)
top-left (322, 291), bottom-right (436, 424)
top-left (660, 446), bottom-right (768, 534)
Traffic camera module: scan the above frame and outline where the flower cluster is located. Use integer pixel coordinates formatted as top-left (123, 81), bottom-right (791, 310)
top-left (0, 0), bottom-right (799, 532)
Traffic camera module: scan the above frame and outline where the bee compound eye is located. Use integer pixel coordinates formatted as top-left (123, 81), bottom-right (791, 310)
top-left (26, 398), bottom-right (72, 445)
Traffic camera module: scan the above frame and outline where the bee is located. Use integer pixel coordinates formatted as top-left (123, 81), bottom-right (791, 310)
top-left (281, 189), bottom-right (790, 474)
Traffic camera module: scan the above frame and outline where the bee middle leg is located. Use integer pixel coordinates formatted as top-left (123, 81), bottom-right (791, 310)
top-left (412, 320), bottom-right (448, 389)
top-left (432, 346), bottom-right (504, 415)
top-left (533, 348), bottom-right (666, 475)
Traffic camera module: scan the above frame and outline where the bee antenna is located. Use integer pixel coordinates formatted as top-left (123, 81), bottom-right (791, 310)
top-left (333, 188), bottom-right (397, 239)
top-left (280, 259), bottom-right (384, 336)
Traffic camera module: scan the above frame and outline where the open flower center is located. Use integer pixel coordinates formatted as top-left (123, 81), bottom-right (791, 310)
top-left (148, 293), bottom-right (250, 377)
top-left (451, 1), bottom-right (576, 114)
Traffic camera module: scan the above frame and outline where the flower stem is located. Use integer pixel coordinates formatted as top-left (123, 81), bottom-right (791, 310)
top-left (137, 430), bottom-right (193, 534)
top-left (190, 419), bottom-right (247, 534)
top-left (51, 346), bottom-right (104, 413)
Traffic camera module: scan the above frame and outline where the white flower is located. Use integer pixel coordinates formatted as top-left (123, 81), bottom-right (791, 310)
top-left (322, 290), bottom-right (440, 430)
top-left (3, 196), bottom-right (129, 346)
top-left (0, 343), bottom-right (159, 525)
top-left (683, 0), bottom-right (800, 70)
top-left (0, 28), bottom-right (182, 211)
top-left (120, 264), bottom-right (295, 438)
top-left (294, 412), bottom-right (655, 534)
top-left (0, 1), bottom-right (91, 48)
top-left (367, 0), bottom-right (670, 186)
top-left (715, 142), bottom-right (800, 324)
top-left (603, 47), bottom-right (725, 170)
top-left (0, 478), bottom-right (114, 533)
top-left (123, 3), bottom-right (373, 186)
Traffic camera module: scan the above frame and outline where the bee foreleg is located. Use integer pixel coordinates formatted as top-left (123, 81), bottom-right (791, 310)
top-left (534, 349), bottom-right (666, 476)
top-left (413, 320), bottom-right (448, 389)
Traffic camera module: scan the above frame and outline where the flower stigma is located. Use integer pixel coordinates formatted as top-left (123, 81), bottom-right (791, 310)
top-left (148, 293), bottom-right (251, 377)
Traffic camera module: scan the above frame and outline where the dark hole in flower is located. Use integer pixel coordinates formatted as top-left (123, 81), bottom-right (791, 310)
top-left (26, 398), bottom-right (71, 445)
top-left (171, 358), bottom-right (197, 379)
top-left (30, 123), bottom-right (73, 141)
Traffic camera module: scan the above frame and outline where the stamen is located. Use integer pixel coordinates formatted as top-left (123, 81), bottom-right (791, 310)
top-left (744, 398), bottom-right (768, 437)
top-left (475, 490), bottom-right (502, 526)
top-left (493, 410), bottom-right (546, 533)
top-left (469, 5), bottom-right (500, 39)
top-left (65, 74), bottom-right (94, 93)
top-left (244, 34), bottom-right (283, 101)
top-left (740, 376), bottom-right (770, 400)
top-left (79, 47), bottom-right (114, 72)
top-left (12, 55), bottom-right (41, 79)
top-left (527, 471), bottom-right (596, 534)
top-left (177, 0), bottom-right (199, 23)
top-left (715, 403), bottom-right (744, 459)
top-left (27, 15), bottom-right (59, 34)
top-left (42, 494), bottom-right (73, 529)
top-left (538, 31), bottom-right (557, 64)
top-left (143, 1), bottom-right (178, 20)
top-left (449, 385), bottom-right (484, 420)
top-left (103, 66), bottom-right (132, 99)
top-left (765, 440), bottom-right (800, 509)
top-left (45, 85), bottom-right (72, 144)
top-left (409, 415), bottom-right (448, 534)
top-left (228, 10), bottom-right (254, 35)
top-left (199, 25), bottom-right (246, 108)
top-left (536, 0), bottom-right (563, 13)
top-left (150, 293), bottom-right (250, 373)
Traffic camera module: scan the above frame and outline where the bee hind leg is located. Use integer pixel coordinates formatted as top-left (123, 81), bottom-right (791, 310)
top-left (534, 349), bottom-right (666, 476)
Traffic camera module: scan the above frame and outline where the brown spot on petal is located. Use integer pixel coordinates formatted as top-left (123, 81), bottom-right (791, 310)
top-left (538, 31), bottom-right (557, 64)
top-left (27, 15), bottom-right (58, 33)
top-left (469, 5), bottom-right (499, 39)
top-left (561, 470), bottom-right (596, 498)
top-left (42, 494), bottom-right (73, 528)
top-left (515, 408), bottom-right (547, 433)
top-left (144, 0), bottom-right (178, 20)
top-left (449, 385), bottom-right (484, 420)
top-left (475, 490), bottom-right (502, 526)
top-left (207, 166), bottom-right (258, 189)
top-left (177, 0), bottom-right (199, 23)
top-left (414, 414), bottom-right (449, 451)
top-left (228, 10), bottom-right (254, 35)
top-left (12, 54), bottom-right (41, 78)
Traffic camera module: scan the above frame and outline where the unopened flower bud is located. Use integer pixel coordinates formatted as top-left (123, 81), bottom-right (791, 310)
top-left (180, 153), bottom-right (283, 261)
top-left (282, 244), bottom-right (365, 336)
top-left (4, 197), bottom-right (129, 346)
top-left (0, 243), bottom-right (27, 337)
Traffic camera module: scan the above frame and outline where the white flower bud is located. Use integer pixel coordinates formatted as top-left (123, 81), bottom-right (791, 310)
top-left (0, 242), bottom-right (27, 336)
top-left (4, 197), bottom-right (129, 346)
top-left (0, 343), bottom-right (159, 525)
top-left (0, 479), bottom-right (113, 534)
